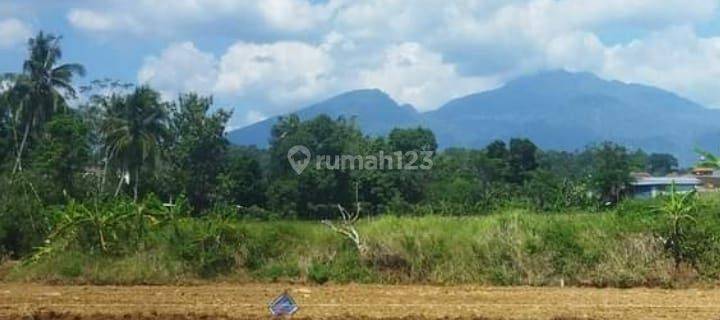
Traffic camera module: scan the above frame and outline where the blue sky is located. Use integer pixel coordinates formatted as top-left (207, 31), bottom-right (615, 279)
top-left (2, 0), bottom-right (720, 129)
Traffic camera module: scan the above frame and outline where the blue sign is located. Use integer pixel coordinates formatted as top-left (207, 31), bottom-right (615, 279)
top-left (268, 292), bottom-right (299, 316)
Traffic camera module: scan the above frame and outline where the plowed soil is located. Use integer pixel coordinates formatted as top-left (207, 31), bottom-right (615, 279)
top-left (1, 283), bottom-right (720, 320)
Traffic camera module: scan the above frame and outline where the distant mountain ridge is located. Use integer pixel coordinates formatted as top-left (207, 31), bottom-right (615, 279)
top-left (227, 89), bottom-right (422, 146)
top-left (228, 71), bottom-right (720, 165)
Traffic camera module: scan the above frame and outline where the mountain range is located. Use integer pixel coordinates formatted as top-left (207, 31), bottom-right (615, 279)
top-left (228, 70), bottom-right (720, 165)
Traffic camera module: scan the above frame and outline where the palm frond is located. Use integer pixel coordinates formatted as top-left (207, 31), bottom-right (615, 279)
top-left (52, 63), bottom-right (86, 78)
top-left (695, 148), bottom-right (720, 168)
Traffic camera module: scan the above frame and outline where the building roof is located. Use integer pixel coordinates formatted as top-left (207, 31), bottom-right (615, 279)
top-left (631, 172), bottom-right (652, 179)
top-left (695, 170), bottom-right (720, 178)
top-left (631, 176), bottom-right (701, 186)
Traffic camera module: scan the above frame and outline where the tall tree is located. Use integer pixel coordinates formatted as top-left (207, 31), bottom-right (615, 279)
top-left (427, 148), bottom-right (502, 207)
top-left (388, 127), bottom-right (437, 153)
top-left (648, 153), bottom-right (678, 176)
top-left (484, 140), bottom-right (510, 182)
top-left (628, 149), bottom-right (649, 172)
top-left (486, 140), bottom-right (508, 160)
top-left (170, 93), bottom-right (231, 212)
top-left (102, 86), bottom-right (169, 201)
top-left (217, 152), bottom-right (266, 208)
top-left (385, 127), bottom-right (437, 204)
top-left (588, 142), bottom-right (632, 204)
top-left (7, 32), bottom-right (85, 174)
top-left (31, 113), bottom-right (91, 199)
top-left (267, 115), bottom-right (365, 218)
top-left (508, 138), bottom-right (538, 183)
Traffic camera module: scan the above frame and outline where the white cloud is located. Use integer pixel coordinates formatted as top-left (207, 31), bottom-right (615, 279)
top-left (137, 42), bottom-right (218, 98)
top-left (330, 0), bottom-right (716, 47)
top-left (526, 24), bottom-right (720, 108)
top-left (0, 18), bottom-right (30, 49)
top-left (320, 31), bottom-right (356, 52)
top-left (69, 10), bottom-right (118, 32)
top-left (483, 0), bottom-right (716, 37)
top-left (136, 39), bottom-right (337, 124)
top-left (358, 42), bottom-right (498, 111)
top-left (67, 9), bottom-right (145, 34)
top-left (544, 31), bottom-right (606, 71)
top-left (67, 1), bottom-right (252, 36)
top-left (600, 26), bottom-right (720, 108)
top-left (244, 110), bottom-right (267, 125)
top-left (65, 0), bottom-right (719, 46)
top-left (65, 0), bottom-right (341, 37)
top-left (214, 41), bottom-right (334, 106)
top-left (257, 0), bottom-right (339, 32)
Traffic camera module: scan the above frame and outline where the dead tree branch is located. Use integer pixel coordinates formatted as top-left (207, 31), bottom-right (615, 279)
top-left (322, 183), bottom-right (368, 258)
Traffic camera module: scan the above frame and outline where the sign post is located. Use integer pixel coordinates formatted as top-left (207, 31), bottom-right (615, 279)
top-left (268, 291), bottom-right (299, 318)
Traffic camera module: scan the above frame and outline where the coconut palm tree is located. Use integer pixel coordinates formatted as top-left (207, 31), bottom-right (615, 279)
top-left (7, 31), bottom-right (85, 174)
top-left (101, 86), bottom-right (170, 201)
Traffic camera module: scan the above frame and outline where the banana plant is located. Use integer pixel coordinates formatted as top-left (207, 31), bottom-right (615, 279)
top-left (30, 198), bottom-right (171, 262)
top-left (656, 182), bottom-right (697, 269)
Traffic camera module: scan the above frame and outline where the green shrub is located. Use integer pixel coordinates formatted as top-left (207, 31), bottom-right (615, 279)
top-left (539, 220), bottom-right (588, 280)
top-left (0, 176), bottom-right (50, 257)
top-left (255, 260), bottom-right (301, 280)
top-left (166, 217), bottom-right (247, 277)
top-left (308, 262), bottom-right (330, 284)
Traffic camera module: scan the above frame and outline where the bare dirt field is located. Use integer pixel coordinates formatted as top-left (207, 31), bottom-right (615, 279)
top-left (1, 283), bottom-right (720, 320)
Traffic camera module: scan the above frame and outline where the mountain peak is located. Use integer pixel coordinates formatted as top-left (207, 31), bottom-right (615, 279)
top-left (228, 88), bottom-right (421, 147)
top-left (531, 69), bottom-right (597, 79)
top-left (322, 88), bottom-right (395, 106)
top-left (507, 69), bottom-right (605, 88)
top-left (340, 88), bottom-right (389, 97)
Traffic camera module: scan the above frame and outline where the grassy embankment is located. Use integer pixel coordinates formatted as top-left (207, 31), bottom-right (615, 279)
top-left (7, 196), bottom-right (720, 287)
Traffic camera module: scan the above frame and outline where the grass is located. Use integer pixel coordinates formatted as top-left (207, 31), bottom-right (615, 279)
top-left (8, 196), bottom-right (720, 287)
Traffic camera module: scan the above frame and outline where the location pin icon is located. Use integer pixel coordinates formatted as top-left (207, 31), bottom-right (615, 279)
top-left (287, 145), bottom-right (311, 175)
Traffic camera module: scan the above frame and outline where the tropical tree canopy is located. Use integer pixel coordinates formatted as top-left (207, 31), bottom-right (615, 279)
top-left (101, 86), bottom-right (170, 200)
top-left (6, 31), bottom-right (85, 173)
